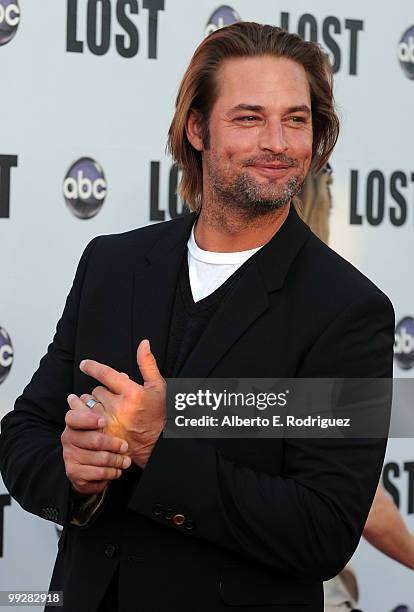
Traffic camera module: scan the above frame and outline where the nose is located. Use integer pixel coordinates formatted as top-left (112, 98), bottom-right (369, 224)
top-left (258, 120), bottom-right (288, 154)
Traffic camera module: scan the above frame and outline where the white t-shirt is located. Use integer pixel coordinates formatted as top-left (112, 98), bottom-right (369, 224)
top-left (187, 223), bottom-right (264, 303)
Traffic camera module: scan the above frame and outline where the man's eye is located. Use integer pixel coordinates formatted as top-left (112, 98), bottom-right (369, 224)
top-left (238, 116), bottom-right (258, 122)
top-left (289, 116), bottom-right (306, 123)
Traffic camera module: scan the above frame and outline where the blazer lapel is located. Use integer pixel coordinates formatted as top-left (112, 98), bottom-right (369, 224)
top-left (131, 213), bottom-right (196, 381)
top-left (178, 205), bottom-right (311, 378)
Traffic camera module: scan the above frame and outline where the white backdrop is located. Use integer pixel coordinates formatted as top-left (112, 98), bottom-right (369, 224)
top-left (1, 1), bottom-right (413, 610)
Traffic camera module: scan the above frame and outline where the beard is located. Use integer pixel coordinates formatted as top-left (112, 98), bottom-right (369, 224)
top-left (206, 152), bottom-right (307, 220)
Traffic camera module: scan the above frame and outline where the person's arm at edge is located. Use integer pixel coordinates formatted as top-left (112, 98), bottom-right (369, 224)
top-left (363, 483), bottom-right (414, 570)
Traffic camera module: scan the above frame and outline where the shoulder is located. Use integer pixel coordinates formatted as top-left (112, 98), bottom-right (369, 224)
top-left (97, 214), bottom-right (194, 253)
top-left (82, 213), bottom-right (195, 265)
top-left (293, 234), bottom-right (395, 377)
top-left (297, 231), bottom-right (392, 305)
top-left (287, 231), bottom-right (395, 333)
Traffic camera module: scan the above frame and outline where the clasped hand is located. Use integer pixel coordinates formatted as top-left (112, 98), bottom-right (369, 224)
top-left (61, 339), bottom-right (166, 497)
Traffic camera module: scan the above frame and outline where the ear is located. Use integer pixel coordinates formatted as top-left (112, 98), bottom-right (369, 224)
top-left (185, 110), bottom-right (204, 152)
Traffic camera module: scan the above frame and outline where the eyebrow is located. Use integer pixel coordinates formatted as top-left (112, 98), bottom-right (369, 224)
top-left (228, 103), bottom-right (311, 115)
top-left (287, 105), bottom-right (311, 115)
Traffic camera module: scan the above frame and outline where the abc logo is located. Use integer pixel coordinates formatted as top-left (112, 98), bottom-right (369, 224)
top-left (205, 5), bottom-right (241, 37)
top-left (63, 157), bottom-right (107, 220)
top-left (0, 327), bottom-right (13, 384)
top-left (394, 316), bottom-right (414, 370)
top-left (0, 0), bottom-right (20, 46)
top-left (398, 26), bottom-right (414, 80)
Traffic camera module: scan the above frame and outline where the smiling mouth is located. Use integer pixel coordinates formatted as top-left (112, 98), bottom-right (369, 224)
top-left (248, 164), bottom-right (293, 176)
top-left (254, 164), bottom-right (291, 169)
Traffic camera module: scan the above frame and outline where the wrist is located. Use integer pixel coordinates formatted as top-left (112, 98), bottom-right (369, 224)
top-left (70, 486), bottom-right (109, 526)
top-left (131, 450), bottom-right (151, 470)
top-left (131, 430), bottom-right (164, 469)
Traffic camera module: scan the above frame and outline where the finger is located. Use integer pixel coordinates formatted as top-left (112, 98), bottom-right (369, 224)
top-left (66, 397), bottom-right (106, 430)
top-left (91, 386), bottom-right (114, 408)
top-left (68, 394), bottom-right (99, 412)
top-left (71, 481), bottom-right (108, 497)
top-left (69, 447), bottom-right (131, 470)
top-left (67, 464), bottom-right (123, 484)
top-left (79, 359), bottom-right (128, 394)
top-left (136, 339), bottom-right (164, 385)
top-left (80, 393), bottom-right (98, 406)
top-left (65, 428), bottom-right (128, 454)
top-left (80, 393), bottom-right (106, 415)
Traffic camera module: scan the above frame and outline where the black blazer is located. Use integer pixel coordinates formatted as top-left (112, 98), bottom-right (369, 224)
top-left (0, 206), bottom-right (395, 612)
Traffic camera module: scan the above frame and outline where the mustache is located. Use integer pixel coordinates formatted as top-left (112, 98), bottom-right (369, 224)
top-left (243, 154), bottom-right (298, 167)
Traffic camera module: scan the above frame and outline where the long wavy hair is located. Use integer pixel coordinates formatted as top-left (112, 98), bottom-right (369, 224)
top-left (296, 164), bottom-right (333, 243)
top-left (167, 22), bottom-right (339, 212)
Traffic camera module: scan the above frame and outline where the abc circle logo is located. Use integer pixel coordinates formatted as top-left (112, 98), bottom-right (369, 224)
top-left (63, 157), bottom-right (107, 220)
top-left (205, 5), bottom-right (241, 37)
top-left (394, 316), bottom-right (414, 370)
top-left (0, 327), bottom-right (13, 384)
top-left (398, 26), bottom-right (414, 80)
top-left (0, 0), bottom-right (20, 46)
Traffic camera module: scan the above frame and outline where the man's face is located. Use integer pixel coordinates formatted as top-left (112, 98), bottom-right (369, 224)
top-left (198, 55), bottom-right (313, 216)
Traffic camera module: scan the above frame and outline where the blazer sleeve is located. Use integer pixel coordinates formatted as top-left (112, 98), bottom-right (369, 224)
top-left (0, 238), bottom-right (100, 527)
top-left (127, 290), bottom-right (395, 581)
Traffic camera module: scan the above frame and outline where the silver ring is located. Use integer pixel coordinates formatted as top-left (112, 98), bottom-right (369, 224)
top-left (86, 398), bottom-right (98, 409)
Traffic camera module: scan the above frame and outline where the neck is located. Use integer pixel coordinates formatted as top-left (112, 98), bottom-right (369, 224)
top-left (194, 200), bottom-right (291, 252)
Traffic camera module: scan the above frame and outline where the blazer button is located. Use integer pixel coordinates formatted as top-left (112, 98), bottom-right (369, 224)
top-left (104, 543), bottom-right (117, 559)
top-left (41, 506), bottom-right (59, 522)
top-left (163, 508), bottom-right (174, 520)
top-left (184, 519), bottom-right (195, 531)
top-left (152, 504), bottom-right (163, 516)
top-left (172, 513), bottom-right (185, 526)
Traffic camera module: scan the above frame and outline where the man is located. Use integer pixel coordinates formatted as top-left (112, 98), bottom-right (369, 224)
top-left (0, 23), bottom-right (394, 612)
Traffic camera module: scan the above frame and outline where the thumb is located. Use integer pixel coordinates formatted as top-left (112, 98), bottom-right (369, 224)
top-left (136, 339), bottom-right (163, 385)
